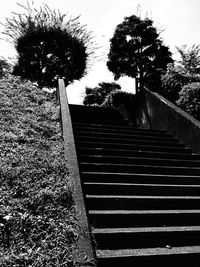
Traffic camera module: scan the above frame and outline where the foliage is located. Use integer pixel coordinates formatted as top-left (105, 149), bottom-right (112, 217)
top-left (0, 58), bottom-right (12, 77)
top-left (176, 44), bottom-right (200, 75)
top-left (2, 2), bottom-right (93, 88)
top-left (107, 15), bottom-right (173, 91)
top-left (83, 82), bottom-right (121, 105)
top-left (0, 75), bottom-right (83, 266)
top-left (176, 82), bottom-right (200, 120)
top-left (160, 63), bottom-right (200, 102)
top-left (101, 90), bottom-right (134, 109)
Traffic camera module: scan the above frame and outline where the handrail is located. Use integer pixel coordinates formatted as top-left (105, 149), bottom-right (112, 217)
top-left (57, 79), bottom-right (96, 265)
top-left (143, 88), bottom-right (200, 154)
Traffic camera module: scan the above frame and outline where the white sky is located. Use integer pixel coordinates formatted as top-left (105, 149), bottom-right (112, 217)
top-left (0, 0), bottom-right (200, 104)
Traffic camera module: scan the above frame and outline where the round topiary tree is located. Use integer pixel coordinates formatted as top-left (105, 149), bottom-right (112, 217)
top-left (2, 3), bottom-right (93, 88)
top-left (177, 82), bottom-right (200, 120)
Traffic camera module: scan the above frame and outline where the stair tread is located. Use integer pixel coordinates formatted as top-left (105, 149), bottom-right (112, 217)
top-left (81, 162), bottom-right (200, 170)
top-left (79, 147), bottom-right (200, 159)
top-left (83, 171), bottom-right (200, 178)
top-left (77, 141), bottom-right (191, 154)
top-left (96, 245), bottom-right (200, 258)
top-left (80, 155), bottom-right (200, 164)
top-left (84, 182), bottom-right (200, 188)
top-left (77, 140), bottom-right (188, 149)
top-left (74, 130), bottom-right (177, 141)
top-left (73, 122), bottom-right (165, 132)
top-left (93, 225), bottom-right (200, 234)
top-left (75, 135), bottom-right (182, 146)
top-left (89, 209), bottom-right (200, 215)
top-left (87, 195), bottom-right (200, 199)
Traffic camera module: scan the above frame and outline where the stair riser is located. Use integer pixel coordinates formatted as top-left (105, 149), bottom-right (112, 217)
top-left (97, 253), bottom-right (200, 267)
top-left (73, 125), bottom-right (169, 136)
top-left (89, 213), bottom-right (200, 228)
top-left (78, 148), bottom-right (200, 160)
top-left (95, 230), bottom-right (200, 250)
top-left (84, 184), bottom-right (200, 196)
top-left (87, 198), bottom-right (200, 210)
top-left (83, 173), bottom-right (200, 185)
top-left (81, 164), bottom-right (200, 175)
top-left (74, 131), bottom-right (177, 142)
top-left (69, 106), bottom-right (125, 125)
top-left (75, 136), bottom-right (182, 148)
top-left (76, 142), bottom-right (191, 153)
top-left (80, 156), bottom-right (200, 167)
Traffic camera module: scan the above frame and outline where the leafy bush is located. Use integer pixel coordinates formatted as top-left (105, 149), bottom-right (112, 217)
top-left (160, 64), bottom-right (200, 103)
top-left (83, 82), bottom-right (121, 106)
top-left (0, 58), bottom-right (12, 78)
top-left (101, 90), bottom-right (134, 108)
top-left (0, 75), bottom-right (81, 266)
top-left (177, 82), bottom-right (200, 120)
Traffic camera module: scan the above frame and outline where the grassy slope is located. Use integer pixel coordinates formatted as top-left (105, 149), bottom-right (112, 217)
top-left (0, 75), bottom-right (79, 266)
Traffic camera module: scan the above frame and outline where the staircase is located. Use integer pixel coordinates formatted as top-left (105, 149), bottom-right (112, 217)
top-left (70, 104), bottom-right (200, 267)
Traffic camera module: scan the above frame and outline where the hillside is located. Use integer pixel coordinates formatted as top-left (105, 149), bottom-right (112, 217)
top-left (0, 75), bottom-right (78, 266)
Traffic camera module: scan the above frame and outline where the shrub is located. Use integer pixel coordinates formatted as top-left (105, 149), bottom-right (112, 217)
top-left (160, 64), bottom-right (200, 103)
top-left (101, 90), bottom-right (134, 109)
top-left (83, 82), bottom-right (121, 106)
top-left (177, 82), bottom-right (200, 120)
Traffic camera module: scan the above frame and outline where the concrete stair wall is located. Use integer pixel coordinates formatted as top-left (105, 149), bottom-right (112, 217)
top-left (70, 104), bottom-right (200, 267)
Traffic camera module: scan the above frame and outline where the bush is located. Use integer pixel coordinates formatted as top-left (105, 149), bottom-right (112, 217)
top-left (177, 82), bottom-right (200, 120)
top-left (160, 64), bottom-right (200, 103)
top-left (83, 82), bottom-right (121, 106)
top-left (0, 75), bottom-right (81, 266)
top-left (101, 90), bottom-right (134, 109)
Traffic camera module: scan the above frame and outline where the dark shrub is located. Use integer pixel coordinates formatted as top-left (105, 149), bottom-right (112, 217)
top-left (101, 90), bottom-right (135, 108)
top-left (177, 82), bottom-right (200, 120)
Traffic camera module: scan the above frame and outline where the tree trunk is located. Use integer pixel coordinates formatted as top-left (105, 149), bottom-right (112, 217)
top-left (139, 68), bottom-right (144, 93)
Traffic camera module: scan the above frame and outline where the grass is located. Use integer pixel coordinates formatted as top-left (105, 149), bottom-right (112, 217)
top-left (0, 75), bottom-right (81, 266)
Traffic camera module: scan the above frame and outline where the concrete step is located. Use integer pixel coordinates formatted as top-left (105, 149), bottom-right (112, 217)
top-left (75, 135), bottom-right (184, 148)
top-left (81, 162), bottom-right (200, 175)
top-left (86, 195), bottom-right (200, 210)
top-left (76, 141), bottom-right (192, 153)
top-left (73, 123), bottom-right (170, 136)
top-left (93, 226), bottom-right (200, 249)
top-left (69, 105), bottom-right (125, 125)
top-left (80, 155), bottom-right (200, 167)
top-left (82, 172), bottom-right (200, 185)
top-left (84, 182), bottom-right (200, 196)
top-left (96, 246), bottom-right (200, 267)
top-left (74, 130), bottom-right (178, 142)
top-left (78, 147), bottom-right (200, 160)
top-left (89, 210), bottom-right (200, 228)
top-left (71, 110), bottom-right (200, 266)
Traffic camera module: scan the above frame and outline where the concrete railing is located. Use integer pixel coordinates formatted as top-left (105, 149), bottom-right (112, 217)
top-left (120, 87), bottom-right (200, 154)
top-left (57, 79), bottom-right (96, 265)
top-left (143, 88), bottom-right (200, 154)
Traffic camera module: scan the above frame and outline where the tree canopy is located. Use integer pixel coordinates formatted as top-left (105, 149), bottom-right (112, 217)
top-left (160, 63), bottom-right (200, 103)
top-left (107, 15), bottom-right (173, 91)
top-left (83, 82), bottom-right (121, 105)
top-left (176, 45), bottom-right (200, 75)
top-left (2, 3), bottom-right (93, 88)
top-left (177, 82), bottom-right (200, 120)
top-left (160, 45), bottom-right (200, 103)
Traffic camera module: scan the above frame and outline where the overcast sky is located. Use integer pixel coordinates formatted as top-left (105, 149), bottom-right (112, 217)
top-left (0, 0), bottom-right (200, 103)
